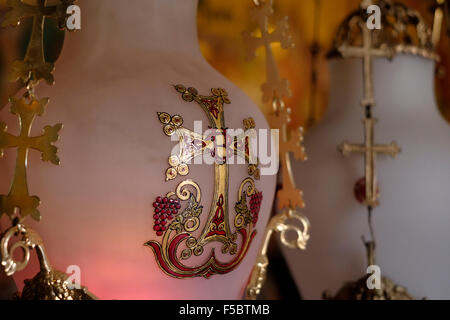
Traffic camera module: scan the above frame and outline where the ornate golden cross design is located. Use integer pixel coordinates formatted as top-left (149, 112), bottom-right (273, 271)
top-left (157, 103), bottom-right (257, 182)
top-left (147, 86), bottom-right (261, 279)
top-left (268, 102), bottom-right (307, 209)
top-left (0, 97), bottom-right (62, 221)
top-left (243, 0), bottom-right (306, 209)
top-left (243, 0), bottom-right (310, 299)
top-left (339, 118), bottom-right (400, 207)
top-left (337, 0), bottom-right (394, 108)
top-left (2, 0), bottom-right (76, 85)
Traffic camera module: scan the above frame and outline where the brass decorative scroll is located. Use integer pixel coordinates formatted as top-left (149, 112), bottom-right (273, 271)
top-left (146, 85), bottom-right (263, 279)
top-left (243, 0), bottom-right (310, 300)
top-left (245, 208), bottom-right (309, 300)
top-left (1, 224), bottom-right (96, 300)
top-left (330, 0), bottom-right (438, 61)
top-left (2, 0), bottom-right (77, 86)
top-left (0, 97), bottom-right (62, 221)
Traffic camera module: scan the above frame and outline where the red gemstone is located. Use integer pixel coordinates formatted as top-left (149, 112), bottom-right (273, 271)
top-left (153, 214), bottom-right (160, 220)
top-left (156, 231), bottom-right (163, 236)
top-left (354, 177), bottom-right (379, 204)
top-left (156, 197), bottom-right (162, 202)
top-left (153, 225), bottom-right (160, 231)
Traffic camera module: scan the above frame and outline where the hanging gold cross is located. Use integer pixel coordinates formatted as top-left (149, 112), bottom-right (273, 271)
top-left (243, 0), bottom-right (306, 209)
top-left (339, 118), bottom-right (400, 207)
top-left (0, 97), bottom-right (62, 221)
top-left (337, 1), bottom-right (395, 108)
top-left (2, 0), bottom-right (76, 86)
top-left (244, 0), bottom-right (310, 300)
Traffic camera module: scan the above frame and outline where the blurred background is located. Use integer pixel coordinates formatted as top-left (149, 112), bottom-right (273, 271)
top-left (0, 0), bottom-right (448, 129)
top-left (0, 0), bottom-right (448, 299)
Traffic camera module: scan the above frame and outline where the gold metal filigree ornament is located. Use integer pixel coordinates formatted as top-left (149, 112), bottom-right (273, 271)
top-left (0, 0), bottom-right (96, 299)
top-left (242, 0), bottom-right (310, 300)
top-left (147, 85), bottom-right (263, 279)
top-left (326, 0), bottom-right (438, 300)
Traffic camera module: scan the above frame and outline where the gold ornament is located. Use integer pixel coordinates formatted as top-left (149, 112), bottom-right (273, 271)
top-left (323, 240), bottom-right (413, 300)
top-left (330, 0), bottom-right (438, 62)
top-left (243, 0), bottom-right (310, 300)
top-left (0, 0), bottom-right (95, 300)
top-left (327, 0), bottom-right (438, 300)
top-left (0, 97), bottom-right (62, 221)
top-left (146, 86), bottom-right (263, 279)
top-left (245, 207), bottom-right (310, 300)
top-left (2, 0), bottom-right (77, 86)
top-left (1, 223), bottom-right (96, 300)
top-left (338, 118), bottom-right (400, 207)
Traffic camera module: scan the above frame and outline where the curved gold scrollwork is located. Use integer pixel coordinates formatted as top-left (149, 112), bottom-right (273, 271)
top-left (1, 224), bottom-right (43, 276)
top-left (175, 180), bottom-right (201, 203)
top-left (245, 208), bottom-right (310, 300)
top-left (276, 208), bottom-right (310, 250)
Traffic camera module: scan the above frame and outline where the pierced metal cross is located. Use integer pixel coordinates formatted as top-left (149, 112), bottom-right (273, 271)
top-left (2, 0), bottom-right (75, 85)
top-left (242, 0), bottom-right (293, 102)
top-left (339, 117), bottom-right (400, 207)
top-left (0, 97), bottom-right (62, 221)
top-left (338, 4), bottom-right (394, 108)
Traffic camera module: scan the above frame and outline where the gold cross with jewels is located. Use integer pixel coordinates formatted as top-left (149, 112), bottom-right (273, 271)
top-left (242, 0), bottom-right (294, 102)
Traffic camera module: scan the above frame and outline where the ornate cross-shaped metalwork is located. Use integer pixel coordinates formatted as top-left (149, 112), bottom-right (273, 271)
top-left (337, 1), bottom-right (401, 207)
top-left (243, 0), bottom-right (310, 300)
top-left (2, 0), bottom-right (75, 86)
top-left (147, 85), bottom-right (261, 279)
top-left (339, 118), bottom-right (400, 207)
top-left (0, 97), bottom-right (62, 221)
top-left (337, 0), bottom-right (394, 108)
top-left (242, 0), bottom-right (293, 102)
